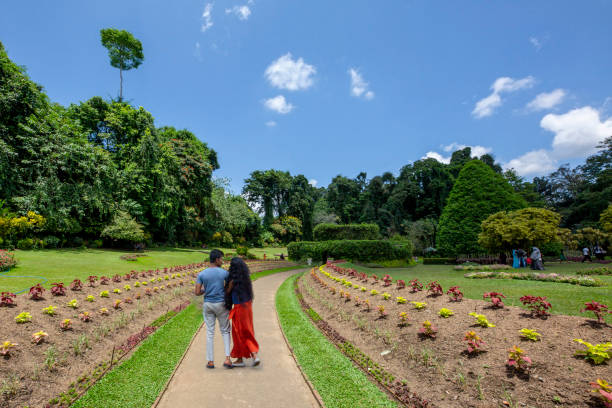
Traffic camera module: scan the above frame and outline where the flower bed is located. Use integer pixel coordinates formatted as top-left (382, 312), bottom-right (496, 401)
top-left (464, 271), bottom-right (605, 286)
top-left (0, 249), bottom-right (17, 271)
top-left (454, 264), bottom-right (511, 271)
top-left (576, 266), bottom-right (611, 276)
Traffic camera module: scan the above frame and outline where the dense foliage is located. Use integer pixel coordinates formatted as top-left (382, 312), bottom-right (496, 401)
top-left (313, 223), bottom-right (379, 241)
top-left (287, 240), bottom-right (412, 262)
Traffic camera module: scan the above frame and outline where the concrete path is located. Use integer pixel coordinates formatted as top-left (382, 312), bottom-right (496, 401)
top-left (155, 269), bottom-right (319, 408)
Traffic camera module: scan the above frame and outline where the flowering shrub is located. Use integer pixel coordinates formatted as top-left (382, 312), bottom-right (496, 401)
top-left (377, 305), bottom-right (388, 318)
top-left (87, 275), bottom-right (98, 286)
top-left (382, 292), bottom-right (391, 300)
top-left (113, 299), bottom-right (122, 309)
top-left (590, 379), bottom-right (612, 408)
top-left (100, 276), bottom-right (110, 285)
top-left (520, 295), bottom-right (552, 317)
top-left (465, 271), bottom-right (603, 287)
top-left (0, 341), bottom-right (17, 356)
top-left (411, 301), bottom-right (426, 310)
top-left (507, 345), bottom-right (532, 371)
top-left (396, 296), bottom-right (407, 304)
top-left (426, 281), bottom-right (443, 297)
top-left (42, 305), bottom-right (57, 316)
top-left (100, 290), bottom-right (110, 298)
top-left (32, 331), bottom-right (48, 344)
top-left (79, 312), bottom-right (92, 322)
top-left (409, 279), bottom-right (423, 292)
top-left (15, 311), bottom-right (32, 323)
top-left (581, 301), bottom-right (611, 324)
top-left (438, 308), bottom-right (454, 318)
top-left (0, 250), bottom-right (17, 271)
top-left (469, 312), bottom-right (495, 327)
top-left (446, 286), bottom-right (463, 302)
top-left (70, 279), bottom-right (83, 291)
top-left (573, 339), bottom-right (611, 364)
top-left (398, 312), bottom-right (409, 326)
top-left (577, 267), bottom-right (611, 276)
top-left (99, 307), bottom-right (109, 315)
top-left (60, 318), bottom-right (72, 330)
top-left (67, 299), bottom-right (78, 309)
top-left (465, 331), bottom-right (485, 354)
top-left (419, 320), bottom-right (437, 338)
top-left (50, 282), bottom-right (66, 296)
top-left (29, 284), bottom-right (45, 300)
top-left (483, 291), bottom-right (506, 308)
top-left (519, 328), bottom-right (541, 341)
top-left (86, 295), bottom-right (95, 302)
top-left (396, 279), bottom-right (406, 289)
top-left (1, 292), bottom-right (16, 307)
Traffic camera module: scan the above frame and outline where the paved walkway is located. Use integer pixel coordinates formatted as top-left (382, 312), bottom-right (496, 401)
top-left (156, 269), bottom-right (319, 408)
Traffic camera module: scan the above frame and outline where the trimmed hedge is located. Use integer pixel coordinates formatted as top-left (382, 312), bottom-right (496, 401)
top-left (423, 257), bottom-right (456, 265)
top-left (313, 223), bottom-right (380, 241)
top-left (288, 240), bottom-right (412, 263)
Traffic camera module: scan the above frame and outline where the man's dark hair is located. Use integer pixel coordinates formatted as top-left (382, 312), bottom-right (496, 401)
top-left (210, 249), bottom-right (224, 263)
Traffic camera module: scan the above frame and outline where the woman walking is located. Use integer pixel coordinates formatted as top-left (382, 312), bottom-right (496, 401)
top-left (226, 257), bottom-right (260, 367)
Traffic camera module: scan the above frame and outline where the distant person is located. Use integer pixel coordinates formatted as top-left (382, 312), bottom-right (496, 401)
top-left (225, 257), bottom-right (260, 367)
top-left (530, 247), bottom-right (544, 270)
top-left (517, 248), bottom-right (527, 268)
top-left (280, 253), bottom-right (285, 260)
top-left (512, 249), bottom-right (520, 268)
top-left (582, 247), bottom-right (592, 263)
top-left (194, 249), bottom-right (233, 369)
top-left (594, 244), bottom-right (605, 261)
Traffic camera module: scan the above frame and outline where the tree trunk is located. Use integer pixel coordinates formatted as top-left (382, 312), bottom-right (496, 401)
top-left (119, 68), bottom-right (123, 101)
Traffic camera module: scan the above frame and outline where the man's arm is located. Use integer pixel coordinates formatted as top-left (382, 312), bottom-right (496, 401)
top-left (195, 282), bottom-right (204, 296)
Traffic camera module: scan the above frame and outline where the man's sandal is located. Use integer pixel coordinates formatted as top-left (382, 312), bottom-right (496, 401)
top-left (206, 362), bottom-right (215, 369)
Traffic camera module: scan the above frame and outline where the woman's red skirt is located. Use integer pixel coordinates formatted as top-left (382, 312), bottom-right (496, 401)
top-left (229, 300), bottom-right (259, 358)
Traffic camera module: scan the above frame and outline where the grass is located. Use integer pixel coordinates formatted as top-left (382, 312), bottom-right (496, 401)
top-left (251, 265), bottom-right (306, 281)
top-left (0, 247), bottom-right (287, 293)
top-left (340, 262), bottom-right (612, 321)
top-left (276, 272), bottom-right (398, 408)
top-left (71, 302), bottom-right (203, 408)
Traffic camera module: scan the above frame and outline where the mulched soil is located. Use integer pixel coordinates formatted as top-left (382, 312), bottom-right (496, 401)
top-left (299, 266), bottom-right (611, 408)
top-left (0, 260), bottom-right (293, 408)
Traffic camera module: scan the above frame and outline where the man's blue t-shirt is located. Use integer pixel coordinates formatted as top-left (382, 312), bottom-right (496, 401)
top-left (196, 267), bottom-right (229, 303)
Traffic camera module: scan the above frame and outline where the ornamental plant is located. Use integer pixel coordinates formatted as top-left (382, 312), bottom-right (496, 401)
top-left (426, 281), bottom-right (443, 297)
top-left (134, 281), bottom-right (140, 287)
top-left (67, 299), bottom-right (78, 309)
top-left (86, 295), bottom-right (95, 302)
top-left (79, 312), bottom-right (92, 322)
top-left (87, 275), bottom-right (98, 287)
top-left (42, 305), bottom-right (57, 316)
top-left (398, 312), bottom-right (409, 326)
top-left (370, 289), bottom-right (379, 296)
top-left (1, 292), bottom-right (16, 307)
top-left (354, 296), bottom-right (361, 306)
top-left (99, 307), bottom-right (109, 315)
top-left (112, 274), bottom-right (122, 283)
top-left (590, 379), bottom-right (612, 408)
top-left (15, 311), bottom-right (32, 323)
top-left (438, 308), bottom-right (454, 318)
top-left (581, 301), bottom-right (611, 324)
top-left (382, 274), bottom-right (392, 287)
top-left (32, 331), bottom-right (48, 344)
top-left (377, 305), bottom-right (388, 318)
top-left (70, 279), bottom-right (83, 291)
top-left (382, 292), bottom-right (391, 300)
top-left (520, 295), bottom-right (552, 317)
top-left (50, 282), bottom-right (66, 296)
top-left (396, 296), bottom-right (407, 304)
top-left (360, 286), bottom-right (367, 292)
top-left (0, 341), bottom-right (17, 356)
top-left (363, 299), bottom-right (371, 311)
top-left (124, 284), bottom-right (131, 291)
top-left (573, 339), bottom-right (612, 365)
top-left (113, 299), bottom-right (122, 309)
top-left (419, 320), bottom-right (437, 338)
top-left (135, 292), bottom-right (141, 300)
top-left (100, 276), bottom-right (110, 285)
top-left (396, 279), bottom-right (406, 289)
top-left (60, 318), bottom-right (72, 330)
top-left (483, 292), bottom-right (506, 308)
top-left (411, 301), bottom-right (426, 310)
top-left (113, 288), bottom-right (122, 294)
top-left (446, 286), bottom-right (463, 302)
top-left (519, 328), bottom-right (541, 342)
top-left (344, 292), bottom-right (351, 302)
top-left (465, 331), bottom-right (485, 354)
top-left (145, 288), bottom-right (152, 296)
top-left (507, 345), bottom-right (532, 371)
top-left (100, 290), bottom-right (110, 298)
top-left (469, 312), bottom-right (495, 327)
top-left (372, 274), bottom-right (379, 283)
top-left (409, 279), bottom-right (423, 292)
top-left (330, 287), bottom-right (336, 295)
top-left (29, 284), bottom-right (45, 300)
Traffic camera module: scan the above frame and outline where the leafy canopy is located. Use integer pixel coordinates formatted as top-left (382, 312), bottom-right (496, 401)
top-left (100, 28), bottom-right (144, 71)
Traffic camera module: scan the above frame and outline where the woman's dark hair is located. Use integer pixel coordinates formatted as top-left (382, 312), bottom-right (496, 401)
top-left (228, 257), bottom-right (253, 303)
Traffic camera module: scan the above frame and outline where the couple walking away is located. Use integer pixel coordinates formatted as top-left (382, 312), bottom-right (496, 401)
top-left (195, 249), bottom-right (260, 369)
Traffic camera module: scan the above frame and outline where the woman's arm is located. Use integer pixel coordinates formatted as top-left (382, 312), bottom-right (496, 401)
top-left (225, 280), bottom-right (234, 294)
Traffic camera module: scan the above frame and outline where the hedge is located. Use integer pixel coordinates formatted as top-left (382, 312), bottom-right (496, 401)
top-left (313, 223), bottom-right (380, 241)
top-left (423, 257), bottom-right (456, 265)
top-left (288, 240), bottom-right (412, 263)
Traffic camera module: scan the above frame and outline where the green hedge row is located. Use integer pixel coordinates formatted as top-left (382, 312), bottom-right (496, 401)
top-left (313, 223), bottom-right (380, 241)
top-left (423, 257), bottom-right (457, 265)
top-left (288, 240), bottom-right (412, 262)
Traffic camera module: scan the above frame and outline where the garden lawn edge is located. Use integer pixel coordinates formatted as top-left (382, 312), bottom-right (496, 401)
top-left (71, 303), bottom-right (203, 408)
top-left (276, 272), bottom-right (399, 408)
top-left (251, 264), bottom-right (307, 281)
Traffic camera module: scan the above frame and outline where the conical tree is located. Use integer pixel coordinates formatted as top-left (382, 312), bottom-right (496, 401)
top-left (437, 160), bottom-right (526, 255)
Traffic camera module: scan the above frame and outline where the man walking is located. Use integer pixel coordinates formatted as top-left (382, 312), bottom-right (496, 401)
top-left (195, 249), bottom-right (233, 369)
top-left (582, 246), bottom-right (592, 263)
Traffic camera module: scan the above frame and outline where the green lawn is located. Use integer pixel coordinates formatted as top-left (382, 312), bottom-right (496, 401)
top-left (276, 273), bottom-right (398, 408)
top-left (214, 247), bottom-right (287, 259)
top-left (340, 262), bottom-right (612, 321)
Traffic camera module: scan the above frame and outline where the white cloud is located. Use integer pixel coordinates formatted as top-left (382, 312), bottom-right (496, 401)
top-left (424, 143), bottom-right (493, 163)
top-left (526, 89), bottom-right (566, 111)
top-left (505, 106), bottom-right (612, 176)
top-left (309, 179), bottom-right (318, 187)
top-left (472, 76), bottom-right (536, 118)
top-left (529, 37), bottom-right (542, 51)
top-left (264, 95), bottom-right (294, 114)
top-left (423, 151), bottom-right (451, 164)
top-left (348, 68), bottom-right (375, 100)
top-left (265, 53), bottom-right (316, 91)
top-left (201, 3), bottom-right (214, 32)
top-left (265, 121), bottom-right (277, 127)
top-left (226, 5), bottom-right (251, 20)
top-left (193, 41), bottom-right (202, 61)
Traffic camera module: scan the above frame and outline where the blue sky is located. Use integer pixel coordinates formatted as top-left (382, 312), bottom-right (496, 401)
top-left (2, 1), bottom-right (611, 193)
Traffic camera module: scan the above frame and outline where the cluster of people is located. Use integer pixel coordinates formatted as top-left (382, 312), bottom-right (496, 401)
top-left (512, 247), bottom-right (544, 270)
top-left (582, 244), bottom-right (606, 262)
top-left (195, 249), bottom-right (260, 369)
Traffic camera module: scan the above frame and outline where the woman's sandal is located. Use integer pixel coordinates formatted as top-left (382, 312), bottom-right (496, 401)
top-left (223, 362), bottom-right (234, 369)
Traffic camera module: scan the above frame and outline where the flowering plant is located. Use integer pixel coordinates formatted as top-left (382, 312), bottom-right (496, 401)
top-left (15, 311), bottom-right (32, 323)
top-left (32, 331), bottom-right (48, 344)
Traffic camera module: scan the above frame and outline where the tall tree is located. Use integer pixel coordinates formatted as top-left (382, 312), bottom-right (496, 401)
top-left (100, 29), bottom-right (144, 101)
top-left (326, 174), bottom-right (364, 223)
top-left (287, 175), bottom-right (317, 240)
top-left (242, 170), bottom-right (292, 227)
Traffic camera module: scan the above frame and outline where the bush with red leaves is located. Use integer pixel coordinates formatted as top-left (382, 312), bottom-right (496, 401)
top-left (520, 295), bottom-right (552, 317)
top-left (29, 284), bottom-right (45, 300)
top-left (483, 292), bottom-right (506, 308)
top-left (111, 274), bottom-right (122, 283)
top-left (396, 279), bottom-right (406, 289)
top-left (1, 292), bottom-right (16, 307)
top-left (446, 286), bottom-right (463, 302)
top-left (100, 276), bottom-right (110, 285)
top-left (50, 282), bottom-right (66, 296)
top-left (409, 279), bottom-right (423, 292)
top-left (426, 281), bottom-right (443, 297)
top-left (581, 301), bottom-right (611, 324)
top-left (87, 275), bottom-right (98, 287)
top-left (70, 279), bottom-right (83, 291)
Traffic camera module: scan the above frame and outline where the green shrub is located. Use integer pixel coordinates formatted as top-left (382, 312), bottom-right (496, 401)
top-left (313, 223), bottom-right (380, 241)
top-left (288, 240), bottom-right (412, 262)
top-left (16, 238), bottom-right (35, 250)
top-left (88, 239), bottom-right (103, 248)
top-left (43, 236), bottom-right (61, 248)
top-left (423, 257), bottom-right (456, 265)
